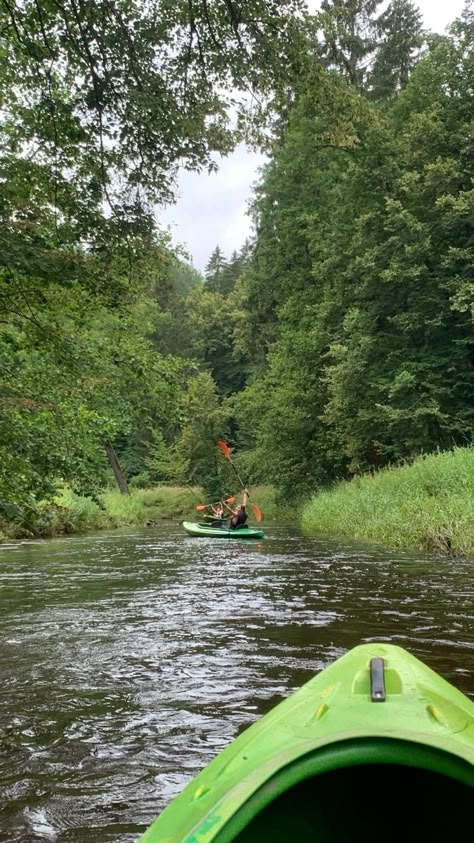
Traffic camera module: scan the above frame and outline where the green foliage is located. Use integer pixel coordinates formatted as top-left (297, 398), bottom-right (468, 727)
top-left (167, 261), bottom-right (203, 300)
top-left (204, 246), bottom-right (248, 296)
top-left (0, 0), bottom-right (306, 219)
top-left (145, 430), bottom-right (191, 486)
top-left (0, 0), bottom-right (308, 518)
top-left (55, 488), bottom-right (108, 532)
top-left (3, 0), bottom-right (474, 535)
top-left (0, 483), bottom-right (285, 540)
top-left (151, 258), bottom-right (204, 357)
top-left (368, 0), bottom-right (424, 100)
top-left (180, 286), bottom-right (248, 396)
top-left (205, 246), bottom-right (227, 294)
top-left (302, 447), bottom-right (474, 556)
top-left (233, 6), bottom-right (474, 498)
top-left (0, 247), bottom-right (188, 507)
top-left (1, 484), bottom-right (205, 539)
top-left (316, 1), bottom-right (424, 98)
top-left (146, 372), bottom-right (231, 496)
top-left (318, 0), bottom-right (384, 90)
top-left (102, 486), bottom-right (203, 523)
top-left (221, 250), bottom-right (246, 296)
top-left (176, 372), bottom-right (231, 493)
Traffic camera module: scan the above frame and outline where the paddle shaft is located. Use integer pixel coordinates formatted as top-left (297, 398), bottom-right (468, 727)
top-left (228, 456), bottom-right (246, 493)
top-left (217, 441), bottom-right (261, 521)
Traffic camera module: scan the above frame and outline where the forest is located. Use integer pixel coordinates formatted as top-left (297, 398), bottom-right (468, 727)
top-left (1, 0), bottom-right (473, 535)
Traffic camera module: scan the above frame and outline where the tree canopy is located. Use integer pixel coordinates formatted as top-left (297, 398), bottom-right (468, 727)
top-left (2, 0), bottom-right (473, 518)
top-left (229, 3), bottom-right (474, 496)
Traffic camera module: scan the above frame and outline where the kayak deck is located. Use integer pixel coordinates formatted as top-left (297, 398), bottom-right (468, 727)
top-left (139, 643), bottom-right (474, 842)
top-left (182, 521), bottom-right (264, 539)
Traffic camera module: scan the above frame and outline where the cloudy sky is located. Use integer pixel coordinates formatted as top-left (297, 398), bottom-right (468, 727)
top-left (158, 0), bottom-right (467, 272)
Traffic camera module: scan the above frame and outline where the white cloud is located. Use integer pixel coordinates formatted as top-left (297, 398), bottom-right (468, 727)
top-left (158, 0), bottom-right (466, 270)
top-left (419, 0), bottom-right (465, 33)
top-left (158, 146), bottom-right (264, 271)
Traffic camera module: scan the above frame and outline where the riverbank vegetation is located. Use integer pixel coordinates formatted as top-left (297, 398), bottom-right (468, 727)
top-left (0, 487), bottom-right (192, 541)
top-left (0, 485), bottom-right (280, 541)
top-left (2, 1), bottom-right (474, 553)
top-left (302, 448), bottom-right (474, 556)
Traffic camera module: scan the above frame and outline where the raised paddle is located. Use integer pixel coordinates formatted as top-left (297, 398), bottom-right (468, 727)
top-left (217, 440), bottom-right (262, 522)
top-left (196, 496), bottom-right (235, 511)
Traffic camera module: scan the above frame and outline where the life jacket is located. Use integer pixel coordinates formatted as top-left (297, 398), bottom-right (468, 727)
top-left (230, 506), bottom-right (247, 529)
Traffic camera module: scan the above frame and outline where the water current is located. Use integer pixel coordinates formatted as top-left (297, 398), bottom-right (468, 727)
top-left (0, 525), bottom-right (472, 841)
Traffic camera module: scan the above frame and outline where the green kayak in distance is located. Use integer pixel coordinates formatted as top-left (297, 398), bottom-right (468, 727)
top-left (139, 643), bottom-right (473, 843)
top-left (182, 521), bottom-right (265, 539)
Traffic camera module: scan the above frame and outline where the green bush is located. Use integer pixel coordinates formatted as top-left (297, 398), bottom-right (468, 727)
top-left (245, 485), bottom-right (293, 523)
top-left (129, 471), bottom-right (153, 489)
top-left (101, 486), bottom-right (200, 524)
top-left (301, 447), bottom-right (474, 555)
top-left (55, 488), bottom-right (108, 531)
top-left (0, 483), bottom-right (285, 541)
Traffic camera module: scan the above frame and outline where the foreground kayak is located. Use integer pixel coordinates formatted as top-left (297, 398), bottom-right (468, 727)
top-left (182, 521), bottom-right (264, 539)
top-left (139, 643), bottom-right (473, 842)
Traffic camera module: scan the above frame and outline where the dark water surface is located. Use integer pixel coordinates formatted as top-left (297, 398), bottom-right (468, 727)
top-left (0, 526), bottom-right (472, 841)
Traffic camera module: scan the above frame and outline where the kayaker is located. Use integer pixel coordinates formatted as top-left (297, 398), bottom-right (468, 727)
top-left (208, 500), bottom-right (226, 528)
top-left (227, 489), bottom-right (248, 530)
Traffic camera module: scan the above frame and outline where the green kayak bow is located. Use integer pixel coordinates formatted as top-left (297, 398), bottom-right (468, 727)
top-left (182, 521), bottom-right (264, 539)
top-left (139, 643), bottom-right (473, 842)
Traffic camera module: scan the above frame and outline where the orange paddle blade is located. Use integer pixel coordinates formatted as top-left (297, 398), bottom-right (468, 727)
top-left (196, 505), bottom-right (206, 511)
top-left (217, 440), bottom-right (230, 459)
top-left (225, 496), bottom-right (235, 503)
top-left (251, 502), bottom-right (262, 522)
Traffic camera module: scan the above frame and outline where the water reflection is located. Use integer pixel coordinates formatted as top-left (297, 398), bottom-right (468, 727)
top-left (0, 526), bottom-right (472, 841)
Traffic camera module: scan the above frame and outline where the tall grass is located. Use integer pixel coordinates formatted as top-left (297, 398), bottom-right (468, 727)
top-left (55, 488), bottom-right (109, 531)
top-left (0, 489), bottom-right (108, 540)
top-left (248, 485), bottom-right (294, 523)
top-left (101, 485), bottom-right (285, 525)
top-left (101, 486), bottom-right (199, 524)
top-left (301, 447), bottom-right (474, 555)
top-left (0, 483), bottom-right (282, 541)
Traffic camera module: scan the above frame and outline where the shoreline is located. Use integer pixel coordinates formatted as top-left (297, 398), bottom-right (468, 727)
top-left (0, 485), bottom-right (281, 543)
top-left (301, 447), bottom-right (474, 558)
top-left (4, 448), bottom-right (474, 559)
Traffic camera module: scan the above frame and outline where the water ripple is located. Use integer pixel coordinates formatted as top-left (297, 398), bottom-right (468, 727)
top-left (0, 526), bottom-right (472, 841)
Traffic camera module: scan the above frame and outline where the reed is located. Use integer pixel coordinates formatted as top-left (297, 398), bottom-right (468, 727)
top-left (1, 484), bottom-right (284, 541)
top-left (301, 447), bottom-right (474, 555)
top-left (101, 486), bottom-right (200, 524)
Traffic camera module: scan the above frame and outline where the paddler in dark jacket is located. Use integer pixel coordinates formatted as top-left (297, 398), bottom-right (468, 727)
top-left (227, 489), bottom-right (248, 529)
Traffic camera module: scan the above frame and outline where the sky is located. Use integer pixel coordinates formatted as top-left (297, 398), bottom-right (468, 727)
top-left (158, 0), bottom-right (467, 272)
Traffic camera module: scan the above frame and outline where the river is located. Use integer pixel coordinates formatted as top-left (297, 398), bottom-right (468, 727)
top-left (0, 525), bottom-right (472, 841)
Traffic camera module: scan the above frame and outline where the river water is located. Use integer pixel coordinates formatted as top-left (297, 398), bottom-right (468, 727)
top-left (0, 525), bottom-right (472, 841)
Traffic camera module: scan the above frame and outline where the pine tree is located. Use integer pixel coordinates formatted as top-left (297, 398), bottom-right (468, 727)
top-left (239, 239), bottom-right (253, 265)
top-left (233, 6), bottom-right (474, 492)
top-left (220, 250), bottom-right (242, 295)
top-left (369, 0), bottom-right (424, 101)
top-left (205, 246), bottom-right (227, 293)
top-left (319, 0), bottom-right (383, 90)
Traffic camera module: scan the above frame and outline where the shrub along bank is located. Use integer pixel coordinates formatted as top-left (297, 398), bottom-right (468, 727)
top-left (301, 447), bottom-right (474, 556)
top-left (0, 485), bottom-right (279, 541)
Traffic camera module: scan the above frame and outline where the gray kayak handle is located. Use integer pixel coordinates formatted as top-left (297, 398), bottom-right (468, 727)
top-left (370, 657), bottom-right (386, 702)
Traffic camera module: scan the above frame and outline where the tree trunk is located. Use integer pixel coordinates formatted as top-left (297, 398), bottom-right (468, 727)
top-left (104, 440), bottom-right (130, 495)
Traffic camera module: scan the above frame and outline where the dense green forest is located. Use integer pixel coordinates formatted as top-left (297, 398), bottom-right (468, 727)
top-left (1, 0), bottom-right (473, 533)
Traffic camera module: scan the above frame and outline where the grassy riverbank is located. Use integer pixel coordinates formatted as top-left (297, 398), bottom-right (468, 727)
top-left (302, 447), bottom-right (474, 556)
top-left (0, 485), bottom-right (279, 541)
